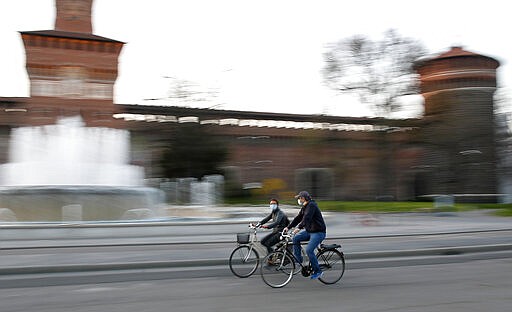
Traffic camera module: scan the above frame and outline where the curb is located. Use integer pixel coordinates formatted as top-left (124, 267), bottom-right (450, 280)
top-left (345, 243), bottom-right (512, 259)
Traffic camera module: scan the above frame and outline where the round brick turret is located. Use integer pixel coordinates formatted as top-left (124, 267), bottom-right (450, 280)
top-left (414, 47), bottom-right (501, 200)
top-left (414, 46), bottom-right (499, 116)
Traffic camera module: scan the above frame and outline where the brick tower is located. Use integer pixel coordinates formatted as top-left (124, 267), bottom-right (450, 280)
top-left (414, 47), bottom-right (500, 201)
top-left (55, 0), bottom-right (93, 33)
top-left (17, 0), bottom-right (125, 126)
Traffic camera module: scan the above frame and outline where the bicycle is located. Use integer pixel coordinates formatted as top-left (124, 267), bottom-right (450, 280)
top-left (229, 224), bottom-right (309, 278)
top-left (229, 223), bottom-right (266, 278)
top-left (260, 230), bottom-right (345, 288)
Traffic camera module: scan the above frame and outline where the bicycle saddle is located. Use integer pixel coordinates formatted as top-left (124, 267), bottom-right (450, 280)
top-left (320, 243), bottom-right (341, 249)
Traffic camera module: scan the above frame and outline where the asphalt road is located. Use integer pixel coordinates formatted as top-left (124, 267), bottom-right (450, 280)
top-left (1, 258), bottom-right (511, 312)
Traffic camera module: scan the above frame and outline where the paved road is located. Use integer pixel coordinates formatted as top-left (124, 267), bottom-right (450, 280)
top-left (1, 259), bottom-right (511, 312)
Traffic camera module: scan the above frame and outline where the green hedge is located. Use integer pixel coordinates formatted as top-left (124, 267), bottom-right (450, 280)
top-left (224, 199), bottom-right (512, 216)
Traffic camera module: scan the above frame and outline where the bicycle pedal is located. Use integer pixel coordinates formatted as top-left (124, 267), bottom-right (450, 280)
top-left (301, 267), bottom-right (311, 277)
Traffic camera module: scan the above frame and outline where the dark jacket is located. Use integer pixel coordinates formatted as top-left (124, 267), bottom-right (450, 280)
top-left (288, 200), bottom-right (326, 233)
top-left (259, 208), bottom-right (290, 233)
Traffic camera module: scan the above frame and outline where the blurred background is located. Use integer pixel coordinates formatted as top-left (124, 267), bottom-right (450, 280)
top-left (1, 0), bottom-right (511, 222)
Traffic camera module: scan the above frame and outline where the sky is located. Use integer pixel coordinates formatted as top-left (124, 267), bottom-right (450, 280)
top-left (0, 0), bottom-right (510, 118)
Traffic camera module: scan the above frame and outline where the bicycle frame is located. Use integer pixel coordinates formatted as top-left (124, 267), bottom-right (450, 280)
top-left (274, 233), bottom-right (310, 274)
top-left (239, 225), bottom-right (266, 261)
top-left (237, 224), bottom-right (267, 261)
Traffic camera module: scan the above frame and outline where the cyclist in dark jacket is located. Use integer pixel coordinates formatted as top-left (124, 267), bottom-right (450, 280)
top-left (255, 198), bottom-right (290, 254)
top-left (284, 191), bottom-right (326, 280)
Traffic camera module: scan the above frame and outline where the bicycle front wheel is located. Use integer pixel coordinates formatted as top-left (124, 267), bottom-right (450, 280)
top-left (317, 249), bottom-right (345, 284)
top-left (260, 251), bottom-right (295, 288)
top-left (229, 245), bottom-right (259, 278)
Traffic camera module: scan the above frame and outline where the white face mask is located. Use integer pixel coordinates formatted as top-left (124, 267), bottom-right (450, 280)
top-left (270, 204), bottom-right (278, 211)
top-left (297, 199), bottom-right (302, 206)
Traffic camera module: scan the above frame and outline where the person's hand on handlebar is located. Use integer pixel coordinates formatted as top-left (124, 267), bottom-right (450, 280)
top-left (283, 227), bottom-right (300, 235)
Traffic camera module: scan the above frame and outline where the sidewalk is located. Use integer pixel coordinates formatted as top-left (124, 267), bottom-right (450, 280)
top-left (2, 209), bottom-right (511, 246)
top-left (1, 209), bottom-right (511, 275)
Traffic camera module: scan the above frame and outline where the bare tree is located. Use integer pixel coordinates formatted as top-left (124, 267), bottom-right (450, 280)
top-left (164, 76), bottom-right (223, 109)
top-left (323, 29), bottom-right (428, 117)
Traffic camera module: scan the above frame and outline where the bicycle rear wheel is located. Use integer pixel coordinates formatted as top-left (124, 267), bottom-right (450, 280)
top-left (229, 245), bottom-right (259, 278)
top-left (317, 249), bottom-right (345, 284)
top-left (260, 251), bottom-right (294, 288)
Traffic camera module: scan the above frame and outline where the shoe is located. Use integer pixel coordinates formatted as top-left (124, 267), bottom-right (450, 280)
top-left (310, 271), bottom-right (323, 280)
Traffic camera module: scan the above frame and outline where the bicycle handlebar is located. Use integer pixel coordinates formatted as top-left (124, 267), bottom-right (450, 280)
top-left (248, 223), bottom-right (262, 230)
top-left (280, 229), bottom-right (294, 240)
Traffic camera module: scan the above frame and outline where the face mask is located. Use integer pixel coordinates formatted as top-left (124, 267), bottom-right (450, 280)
top-left (297, 199), bottom-right (302, 206)
top-left (270, 204), bottom-right (278, 211)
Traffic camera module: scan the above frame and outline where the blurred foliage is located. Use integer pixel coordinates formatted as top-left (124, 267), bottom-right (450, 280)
top-left (323, 29), bottom-right (428, 116)
top-left (160, 123), bottom-right (228, 179)
top-left (477, 203), bottom-right (512, 217)
top-left (495, 208), bottom-right (512, 217)
top-left (318, 202), bottom-right (512, 215)
top-left (223, 199), bottom-right (512, 217)
top-left (250, 178), bottom-right (288, 198)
